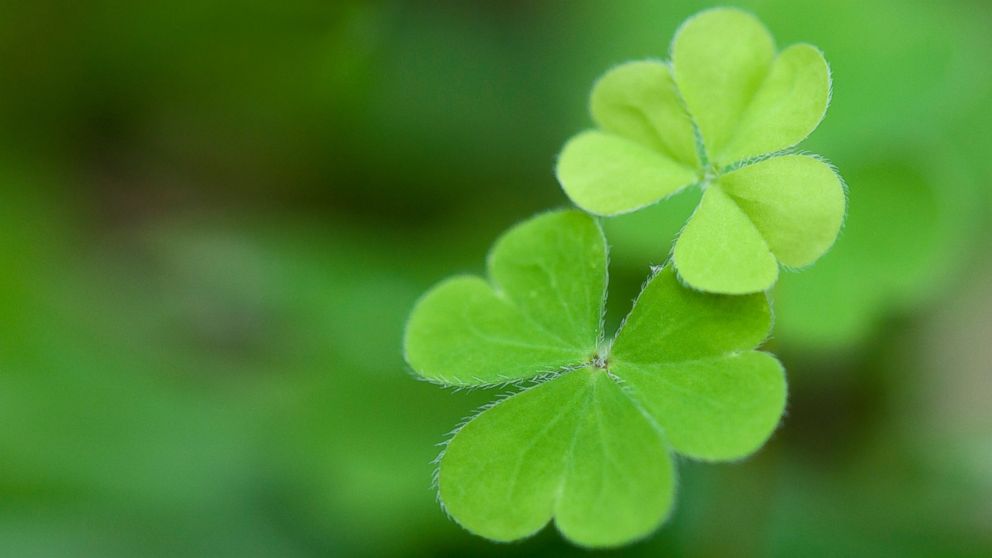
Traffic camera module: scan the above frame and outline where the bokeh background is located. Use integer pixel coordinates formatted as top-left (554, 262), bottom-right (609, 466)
top-left (1, 0), bottom-right (991, 556)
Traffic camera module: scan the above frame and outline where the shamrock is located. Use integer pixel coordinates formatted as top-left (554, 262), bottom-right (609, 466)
top-left (556, 8), bottom-right (846, 294)
top-left (404, 210), bottom-right (785, 547)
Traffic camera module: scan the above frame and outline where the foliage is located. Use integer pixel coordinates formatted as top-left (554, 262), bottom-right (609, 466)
top-left (402, 7), bottom-right (857, 548)
top-left (405, 211), bottom-right (785, 547)
top-left (556, 8), bottom-right (844, 294)
top-left (3, 1), bottom-right (991, 556)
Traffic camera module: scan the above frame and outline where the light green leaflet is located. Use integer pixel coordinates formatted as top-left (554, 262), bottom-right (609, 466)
top-left (556, 7), bottom-right (845, 294)
top-left (404, 210), bottom-right (786, 547)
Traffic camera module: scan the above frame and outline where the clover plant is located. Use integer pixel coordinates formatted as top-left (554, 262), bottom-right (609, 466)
top-left (557, 8), bottom-right (845, 294)
top-left (404, 7), bottom-right (844, 549)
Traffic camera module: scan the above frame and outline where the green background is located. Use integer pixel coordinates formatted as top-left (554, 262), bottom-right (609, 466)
top-left (1, 0), bottom-right (990, 556)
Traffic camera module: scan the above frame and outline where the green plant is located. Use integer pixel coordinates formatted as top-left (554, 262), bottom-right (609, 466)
top-left (406, 210), bottom-right (784, 547)
top-left (557, 8), bottom-right (844, 294)
top-left (403, 7), bottom-right (843, 549)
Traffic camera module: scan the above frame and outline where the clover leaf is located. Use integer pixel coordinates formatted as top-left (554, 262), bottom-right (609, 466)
top-left (556, 8), bottom-right (845, 294)
top-left (404, 209), bottom-right (606, 386)
top-left (404, 210), bottom-right (786, 547)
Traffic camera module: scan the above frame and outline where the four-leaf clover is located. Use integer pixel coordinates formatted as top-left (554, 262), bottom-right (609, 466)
top-left (556, 8), bottom-right (846, 294)
top-left (404, 210), bottom-right (786, 547)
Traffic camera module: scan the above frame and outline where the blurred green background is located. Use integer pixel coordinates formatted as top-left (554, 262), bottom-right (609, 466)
top-left (1, 0), bottom-right (990, 556)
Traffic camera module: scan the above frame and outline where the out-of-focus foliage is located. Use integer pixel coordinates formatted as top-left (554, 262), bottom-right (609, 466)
top-left (1, 0), bottom-right (990, 556)
top-left (774, 144), bottom-right (982, 350)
